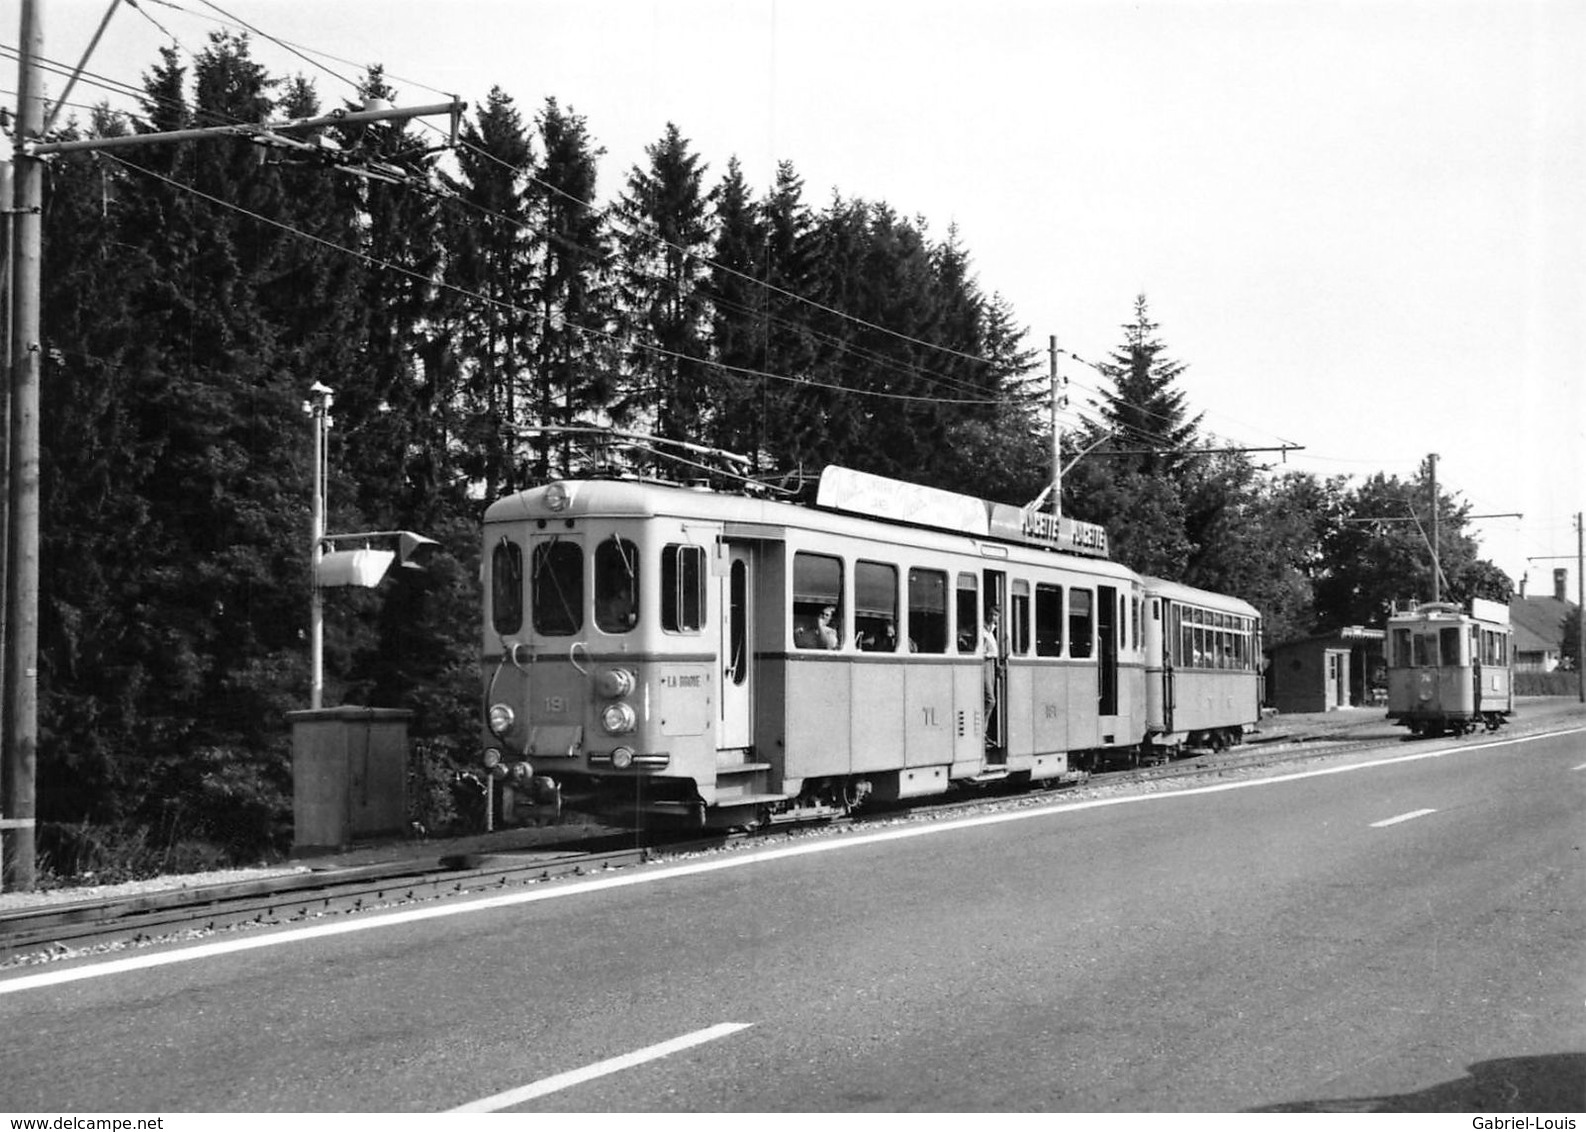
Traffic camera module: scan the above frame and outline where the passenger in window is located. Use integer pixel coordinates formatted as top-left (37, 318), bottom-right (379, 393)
top-left (860, 618), bottom-right (897, 652)
top-left (816, 605), bottom-right (841, 649)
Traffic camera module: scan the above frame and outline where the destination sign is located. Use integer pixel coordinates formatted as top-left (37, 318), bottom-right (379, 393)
top-left (988, 503), bottom-right (1110, 558)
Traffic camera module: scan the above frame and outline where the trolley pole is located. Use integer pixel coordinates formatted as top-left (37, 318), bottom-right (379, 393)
top-left (1049, 335), bottom-right (1064, 520)
top-left (3, 0), bottom-right (43, 891)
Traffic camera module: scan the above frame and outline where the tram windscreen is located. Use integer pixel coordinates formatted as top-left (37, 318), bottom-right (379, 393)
top-left (595, 536), bottom-right (640, 633)
top-left (532, 538), bottom-right (583, 636)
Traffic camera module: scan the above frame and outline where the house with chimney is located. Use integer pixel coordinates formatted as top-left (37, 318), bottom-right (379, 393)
top-left (1510, 568), bottom-right (1579, 672)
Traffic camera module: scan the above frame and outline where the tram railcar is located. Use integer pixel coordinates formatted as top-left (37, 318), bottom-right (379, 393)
top-left (1384, 598), bottom-right (1513, 736)
top-left (478, 466), bottom-right (1256, 828)
top-left (1141, 577), bottom-right (1263, 756)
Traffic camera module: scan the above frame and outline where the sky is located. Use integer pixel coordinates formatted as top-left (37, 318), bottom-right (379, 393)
top-left (26, 0), bottom-right (1586, 598)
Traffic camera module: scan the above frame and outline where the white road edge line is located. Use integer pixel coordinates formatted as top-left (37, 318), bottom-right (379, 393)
top-left (1369, 808), bottom-right (1437, 828)
top-left (4, 725), bottom-right (1581, 998)
top-left (446, 1022), bottom-right (752, 1112)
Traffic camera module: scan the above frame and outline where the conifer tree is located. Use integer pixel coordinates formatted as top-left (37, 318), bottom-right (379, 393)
top-left (611, 123), bottom-right (715, 446)
top-left (444, 86), bottom-right (533, 498)
top-left (1093, 293), bottom-right (1202, 477)
top-left (37, 107), bottom-right (154, 826)
top-left (525, 97), bottom-right (615, 479)
top-left (753, 162), bottom-right (820, 477)
top-left (704, 156), bottom-right (767, 465)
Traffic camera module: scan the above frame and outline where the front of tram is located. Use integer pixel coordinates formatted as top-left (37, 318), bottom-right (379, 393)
top-left (479, 480), bottom-right (709, 826)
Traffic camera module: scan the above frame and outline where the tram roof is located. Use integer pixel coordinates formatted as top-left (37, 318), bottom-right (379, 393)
top-left (1386, 598), bottom-right (1510, 627)
top-left (484, 472), bottom-right (1139, 576)
top-left (1140, 575), bottom-right (1262, 619)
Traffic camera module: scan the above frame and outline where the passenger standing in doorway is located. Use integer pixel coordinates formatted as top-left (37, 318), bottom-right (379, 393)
top-left (982, 605), bottom-right (1000, 746)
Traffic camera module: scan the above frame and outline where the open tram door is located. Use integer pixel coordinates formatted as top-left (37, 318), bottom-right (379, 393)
top-left (717, 541), bottom-right (754, 754)
top-left (1097, 584), bottom-right (1119, 719)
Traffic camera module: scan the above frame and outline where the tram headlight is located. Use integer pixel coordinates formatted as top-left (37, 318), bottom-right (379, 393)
top-left (545, 482), bottom-right (570, 512)
top-left (482, 747), bottom-right (502, 769)
top-left (600, 702), bottom-right (637, 735)
top-left (487, 703), bottom-right (516, 736)
top-left (595, 667), bottom-right (636, 698)
top-left (611, 746), bottom-right (635, 770)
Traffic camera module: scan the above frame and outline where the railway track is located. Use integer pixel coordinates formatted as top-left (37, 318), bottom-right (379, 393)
top-left (0, 713), bottom-right (1568, 969)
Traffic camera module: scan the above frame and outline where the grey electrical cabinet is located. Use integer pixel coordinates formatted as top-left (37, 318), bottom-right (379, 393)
top-left (286, 706), bottom-right (412, 853)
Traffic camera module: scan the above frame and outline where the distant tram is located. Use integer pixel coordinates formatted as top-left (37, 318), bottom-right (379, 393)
top-left (478, 467), bottom-right (1262, 828)
top-left (1384, 599), bottom-right (1513, 736)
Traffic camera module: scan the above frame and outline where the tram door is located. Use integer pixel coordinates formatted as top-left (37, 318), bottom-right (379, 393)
top-left (1097, 584), bottom-right (1119, 718)
top-left (718, 543), bottom-right (754, 753)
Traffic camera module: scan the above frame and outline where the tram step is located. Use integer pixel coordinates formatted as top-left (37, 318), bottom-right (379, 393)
top-left (716, 761), bottom-right (773, 775)
top-left (710, 792), bottom-right (789, 807)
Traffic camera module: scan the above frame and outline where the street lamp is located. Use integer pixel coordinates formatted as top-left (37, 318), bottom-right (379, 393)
top-left (303, 383), bottom-right (439, 708)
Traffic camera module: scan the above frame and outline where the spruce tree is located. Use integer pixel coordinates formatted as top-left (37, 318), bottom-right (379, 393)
top-left (444, 86), bottom-right (533, 498)
top-left (1093, 293), bottom-right (1202, 477)
top-left (704, 156), bottom-right (767, 466)
top-left (611, 123), bottom-right (715, 448)
top-left (526, 97), bottom-right (616, 480)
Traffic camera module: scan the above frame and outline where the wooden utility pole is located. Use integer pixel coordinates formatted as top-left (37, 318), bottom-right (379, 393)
top-left (1428, 452), bottom-right (1440, 603)
top-left (3, 0), bottom-right (42, 891)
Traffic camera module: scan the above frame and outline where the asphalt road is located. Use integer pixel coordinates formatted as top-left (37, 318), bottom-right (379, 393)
top-left (2, 724), bottom-right (1583, 1112)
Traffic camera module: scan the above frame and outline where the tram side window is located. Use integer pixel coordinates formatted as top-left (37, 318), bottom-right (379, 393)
top-left (532, 539), bottom-right (583, 636)
top-left (1010, 580), bottom-right (1031, 656)
top-left (907, 568), bottom-right (948, 654)
top-left (1069, 588), bottom-right (1094, 659)
top-left (856, 560), bottom-right (899, 652)
top-left (1440, 627), bottom-right (1462, 666)
top-left (661, 544), bottom-right (705, 632)
top-left (1035, 583), bottom-right (1063, 656)
top-left (491, 539), bottom-right (523, 635)
top-left (794, 551), bottom-right (843, 649)
top-left (956, 573), bottom-right (979, 653)
top-left (595, 536), bottom-right (640, 633)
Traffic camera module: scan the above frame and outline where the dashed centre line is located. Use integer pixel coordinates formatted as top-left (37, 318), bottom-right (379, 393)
top-left (1370, 808), bottom-right (1437, 828)
top-left (446, 1022), bottom-right (753, 1112)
